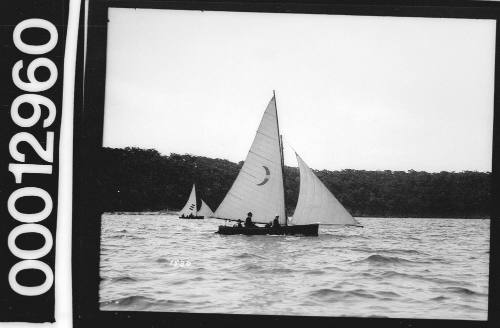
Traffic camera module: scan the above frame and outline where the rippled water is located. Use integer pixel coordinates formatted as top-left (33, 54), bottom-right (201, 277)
top-left (99, 214), bottom-right (489, 320)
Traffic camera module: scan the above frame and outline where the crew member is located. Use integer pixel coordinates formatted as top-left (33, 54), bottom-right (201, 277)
top-left (272, 215), bottom-right (281, 228)
top-left (245, 212), bottom-right (256, 227)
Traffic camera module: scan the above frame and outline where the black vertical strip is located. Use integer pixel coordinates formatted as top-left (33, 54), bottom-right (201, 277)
top-left (488, 16), bottom-right (500, 325)
top-left (72, 0), bottom-right (87, 324)
top-left (0, 0), bottom-right (68, 323)
top-left (73, 0), bottom-right (109, 326)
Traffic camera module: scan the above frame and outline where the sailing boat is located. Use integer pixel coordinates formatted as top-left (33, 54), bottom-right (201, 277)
top-left (178, 184), bottom-right (204, 219)
top-left (198, 199), bottom-right (215, 218)
top-left (214, 92), bottom-right (361, 236)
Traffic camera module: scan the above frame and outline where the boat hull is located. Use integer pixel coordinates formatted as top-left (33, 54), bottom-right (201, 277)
top-left (179, 216), bottom-right (204, 220)
top-left (216, 224), bottom-right (319, 236)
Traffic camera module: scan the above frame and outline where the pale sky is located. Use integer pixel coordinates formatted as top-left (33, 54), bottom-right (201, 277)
top-left (102, 8), bottom-right (495, 172)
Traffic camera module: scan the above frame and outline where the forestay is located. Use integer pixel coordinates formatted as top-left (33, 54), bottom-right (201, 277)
top-left (214, 96), bottom-right (286, 224)
top-left (291, 153), bottom-right (359, 226)
top-left (179, 184), bottom-right (198, 216)
top-left (198, 199), bottom-right (215, 217)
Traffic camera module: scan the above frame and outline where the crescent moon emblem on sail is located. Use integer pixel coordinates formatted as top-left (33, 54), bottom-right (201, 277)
top-left (256, 165), bottom-right (270, 186)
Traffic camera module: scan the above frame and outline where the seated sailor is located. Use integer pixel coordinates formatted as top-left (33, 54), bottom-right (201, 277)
top-left (265, 221), bottom-right (272, 228)
top-left (233, 219), bottom-right (243, 228)
top-left (245, 212), bottom-right (256, 227)
top-left (272, 215), bottom-right (281, 228)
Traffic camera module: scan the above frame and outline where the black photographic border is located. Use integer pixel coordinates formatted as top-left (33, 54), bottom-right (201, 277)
top-left (74, 1), bottom-right (500, 327)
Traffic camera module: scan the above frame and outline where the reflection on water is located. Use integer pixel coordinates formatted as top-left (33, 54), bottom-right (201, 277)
top-left (99, 214), bottom-right (489, 320)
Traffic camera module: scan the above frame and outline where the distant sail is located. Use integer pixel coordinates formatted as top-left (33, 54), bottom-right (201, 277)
top-left (178, 184), bottom-right (198, 216)
top-left (214, 96), bottom-right (286, 224)
top-left (198, 199), bottom-right (214, 217)
top-left (291, 153), bottom-right (360, 226)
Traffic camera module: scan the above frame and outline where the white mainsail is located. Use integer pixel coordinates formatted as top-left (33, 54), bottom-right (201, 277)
top-left (214, 96), bottom-right (286, 224)
top-left (291, 153), bottom-right (360, 226)
top-left (198, 199), bottom-right (214, 218)
top-left (178, 184), bottom-right (198, 216)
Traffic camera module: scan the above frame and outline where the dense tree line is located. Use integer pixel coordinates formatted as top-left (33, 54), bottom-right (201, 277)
top-left (97, 147), bottom-right (490, 218)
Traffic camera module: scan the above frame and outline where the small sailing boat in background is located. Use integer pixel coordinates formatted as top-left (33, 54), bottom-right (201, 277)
top-left (214, 92), bottom-right (361, 236)
top-left (178, 184), bottom-right (206, 219)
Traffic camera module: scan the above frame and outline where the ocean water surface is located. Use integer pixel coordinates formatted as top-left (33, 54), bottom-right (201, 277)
top-left (99, 214), bottom-right (489, 320)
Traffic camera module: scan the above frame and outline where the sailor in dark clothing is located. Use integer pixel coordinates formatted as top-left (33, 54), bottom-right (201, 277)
top-left (265, 221), bottom-right (272, 228)
top-left (245, 212), bottom-right (256, 228)
top-left (272, 215), bottom-right (280, 228)
top-left (237, 219), bottom-right (243, 228)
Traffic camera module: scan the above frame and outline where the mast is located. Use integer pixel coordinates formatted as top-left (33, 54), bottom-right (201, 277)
top-left (274, 90), bottom-right (288, 226)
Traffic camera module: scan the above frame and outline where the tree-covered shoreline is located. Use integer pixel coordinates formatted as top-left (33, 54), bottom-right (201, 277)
top-left (96, 147), bottom-right (490, 219)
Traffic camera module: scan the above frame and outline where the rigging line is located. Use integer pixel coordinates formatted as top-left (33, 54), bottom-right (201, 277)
top-left (248, 150), bottom-right (274, 162)
top-left (240, 169), bottom-right (257, 179)
top-left (256, 130), bottom-right (277, 141)
top-left (226, 191), bottom-right (243, 201)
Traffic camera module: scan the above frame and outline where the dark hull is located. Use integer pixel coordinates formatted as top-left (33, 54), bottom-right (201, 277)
top-left (179, 216), bottom-right (204, 220)
top-left (216, 224), bottom-right (319, 236)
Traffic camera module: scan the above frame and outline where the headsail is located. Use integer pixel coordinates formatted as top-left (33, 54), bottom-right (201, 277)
top-left (214, 96), bottom-right (286, 224)
top-left (178, 184), bottom-right (198, 216)
top-left (291, 153), bottom-right (360, 226)
top-left (198, 199), bottom-right (215, 218)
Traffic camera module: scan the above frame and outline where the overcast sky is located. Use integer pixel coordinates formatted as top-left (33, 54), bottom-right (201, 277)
top-left (102, 8), bottom-right (495, 172)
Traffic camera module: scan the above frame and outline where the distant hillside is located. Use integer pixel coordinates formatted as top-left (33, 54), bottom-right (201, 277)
top-left (96, 147), bottom-right (490, 218)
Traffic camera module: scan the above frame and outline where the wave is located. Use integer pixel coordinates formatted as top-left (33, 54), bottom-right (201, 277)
top-left (348, 247), bottom-right (428, 256)
top-left (355, 254), bottom-right (414, 264)
top-left (381, 271), bottom-right (467, 285)
top-left (237, 263), bottom-right (263, 271)
top-left (101, 295), bottom-right (153, 308)
top-left (445, 287), bottom-right (486, 296)
top-left (429, 257), bottom-right (451, 264)
top-left (111, 276), bottom-right (137, 283)
top-left (320, 233), bottom-right (369, 240)
top-left (309, 288), bottom-right (376, 300)
top-left (262, 268), bottom-right (295, 274)
top-left (309, 288), bottom-right (343, 298)
top-left (430, 296), bottom-right (448, 301)
top-left (100, 295), bottom-right (193, 310)
top-left (188, 276), bottom-right (205, 282)
top-left (235, 252), bottom-right (267, 259)
top-left (375, 290), bottom-right (401, 298)
top-left (381, 270), bottom-right (417, 278)
top-left (305, 269), bottom-right (326, 275)
top-left (349, 289), bottom-right (377, 299)
top-left (109, 234), bottom-right (145, 240)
